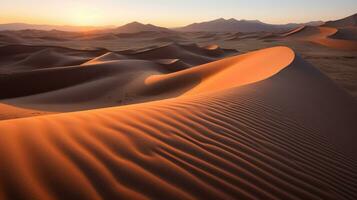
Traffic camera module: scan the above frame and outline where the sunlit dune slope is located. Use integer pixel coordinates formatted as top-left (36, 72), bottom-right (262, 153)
top-left (0, 46), bottom-right (356, 200)
top-left (146, 46), bottom-right (293, 95)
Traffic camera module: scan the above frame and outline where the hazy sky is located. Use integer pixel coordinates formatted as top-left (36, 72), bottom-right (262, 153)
top-left (0, 0), bottom-right (356, 27)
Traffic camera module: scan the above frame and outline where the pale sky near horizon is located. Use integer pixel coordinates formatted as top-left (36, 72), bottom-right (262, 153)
top-left (0, 0), bottom-right (356, 27)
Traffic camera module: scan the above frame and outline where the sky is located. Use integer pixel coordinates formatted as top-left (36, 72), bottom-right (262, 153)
top-left (0, 0), bottom-right (356, 27)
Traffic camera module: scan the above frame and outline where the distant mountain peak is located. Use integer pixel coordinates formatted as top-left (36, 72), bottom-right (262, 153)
top-left (211, 18), bottom-right (226, 22)
top-left (227, 18), bottom-right (237, 22)
top-left (175, 17), bottom-right (326, 33)
top-left (127, 21), bottom-right (143, 25)
top-left (114, 21), bottom-right (169, 33)
top-left (176, 18), bottom-right (289, 33)
top-left (121, 21), bottom-right (146, 27)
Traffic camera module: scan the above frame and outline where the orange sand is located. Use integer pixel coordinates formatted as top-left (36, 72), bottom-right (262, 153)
top-left (0, 46), bottom-right (356, 199)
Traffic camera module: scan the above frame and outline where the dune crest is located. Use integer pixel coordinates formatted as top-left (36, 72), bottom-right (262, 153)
top-left (0, 43), bottom-right (237, 117)
top-left (0, 11), bottom-right (357, 199)
top-left (0, 45), bottom-right (356, 199)
top-left (146, 46), bottom-right (294, 96)
top-left (83, 52), bottom-right (127, 65)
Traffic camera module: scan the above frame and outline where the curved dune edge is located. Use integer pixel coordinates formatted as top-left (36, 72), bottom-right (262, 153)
top-left (0, 103), bottom-right (52, 120)
top-left (146, 46), bottom-right (294, 96)
top-left (82, 52), bottom-right (128, 65)
top-left (0, 45), bottom-right (356, 199)
top-left (0, 46), bottom-right (290, 118)
top-left (284, 26), bottom-right (357, 51)
top-left (313, 27), bottom-right (357, 51)
top-left (0, 43), bottom-right (237, 119)
top-left (281, 25), bottom-right (307, 37)
top-left (204, 44), bottom-right (220, 50)
top-left (328, 27), bottom-right (357, 41)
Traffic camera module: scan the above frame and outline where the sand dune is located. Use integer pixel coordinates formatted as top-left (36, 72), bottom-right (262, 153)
top-left (324, 13), bottom-right (357, 28)
top-left (329, 27), bottom-right (357, 41)
top-left (0, 46), bottom-right (356, 199)
top-left (283, 25), bottom-right (357, 50)
top-left (0, 32), bottom-right (24, 44)
top-left (79, 34), bottom-right (119, 41)
top-left (0, 43), bottom-right (237, 116)
top-left (154, 59), bottom-right (191, 72)
top-left (116, 31), bottom-right (160, 38)
top-left (83, 52), bottom-right (128, 64)
top-left (124, 43), bottom-right (237, 65)
top-left (0, 59), bottom-right (163, 109)
top-left (10, 48), bottom-right (90, 70)
top-left (0, 103), bottom-right (51, 120)
top-left (225, 32), bottom-right (277, 41)
top-left (145, 47), bottom-right (293, 96)
top-left (0, 13), bottom-right (356, 199)
top-left (0, 45), bottom-right (103, 72)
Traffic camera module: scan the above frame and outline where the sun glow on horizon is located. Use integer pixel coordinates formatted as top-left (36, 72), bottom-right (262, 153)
top-left (64, 4), bottom-right (108, 26)
top-left (70, 10), bottom-right (101, 26)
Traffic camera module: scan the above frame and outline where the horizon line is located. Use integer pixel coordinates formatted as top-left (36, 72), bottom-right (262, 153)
top-left (1, 13), bottom-right (353, 29)
top-left (0, 18), bottom-right (325, 29)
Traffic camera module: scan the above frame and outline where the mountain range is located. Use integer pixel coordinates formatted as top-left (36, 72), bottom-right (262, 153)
top-left (1, 13), bottom-right (356, 33)
top-left (112, 22), bottom-right (170, 33)
top-left (174, 18), bottom-right (323, 32)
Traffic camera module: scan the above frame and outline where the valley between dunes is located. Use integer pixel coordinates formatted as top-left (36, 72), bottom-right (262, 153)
top-left (0, 44), bottom-right (356, 200)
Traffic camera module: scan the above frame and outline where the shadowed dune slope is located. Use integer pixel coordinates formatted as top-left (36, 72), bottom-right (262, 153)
top-left (129, 43), bottom-right (236, 65)
top-left (82, 52), bottom-right (128, 65)
top-left (324, 13), bottom-right (357, 27)
top-left (0, 32), bottom-right (24, 44)
top-left (0, 59), bottom-right (164, 113)
top-left (0, 43), bottom-right (238, 117)
top-left (0, 46), bottom-right (356, 200)
top-left (329, 27), bottom-right (357, 41)
top-left (0, 47), bottom-right (284, 116)
top-left (0, 45), bottom-right (104, 73)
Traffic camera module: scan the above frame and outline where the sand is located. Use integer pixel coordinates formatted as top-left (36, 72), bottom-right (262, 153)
top-left (1, 27), bottom-right (355, 100)
top-left (0, 14), bottom-right (356, 199)
top-left (0, 44), bottom-right (356, 199)
top-left (0, 43), bottom-right (236, 116)
top-left (283, 26), bottom-right (357, 51)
